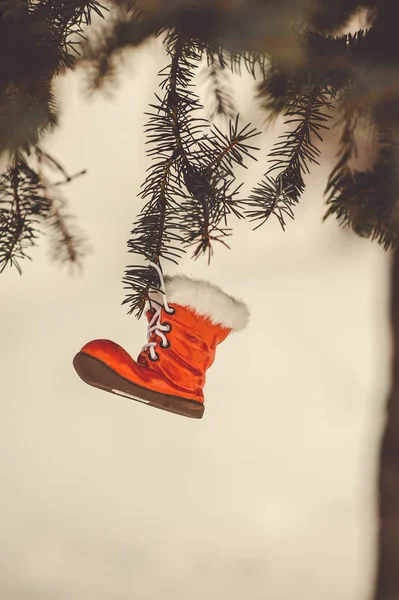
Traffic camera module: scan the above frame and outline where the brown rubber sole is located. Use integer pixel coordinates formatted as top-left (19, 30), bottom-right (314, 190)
top-left (73, 351), bottom-right (204, 419)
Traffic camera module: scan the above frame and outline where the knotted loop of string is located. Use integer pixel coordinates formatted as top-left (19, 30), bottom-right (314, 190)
top-left (141, 261), bottom-right (174, 361)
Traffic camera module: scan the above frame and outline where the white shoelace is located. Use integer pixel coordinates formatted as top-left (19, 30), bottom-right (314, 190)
top-left (141, 261), bottom-right (174, 361)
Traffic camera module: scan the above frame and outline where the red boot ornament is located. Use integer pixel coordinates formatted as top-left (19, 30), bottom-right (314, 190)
top-left (73, 263), bottom-right (249, 418)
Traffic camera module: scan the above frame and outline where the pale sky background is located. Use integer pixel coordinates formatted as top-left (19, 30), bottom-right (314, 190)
top-left (1, 36), bottom-right (392, 600)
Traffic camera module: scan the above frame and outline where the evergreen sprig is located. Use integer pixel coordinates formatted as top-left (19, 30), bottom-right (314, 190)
top-left (31, 0), bottom-right (108, 70)
top-left (0, 149), bottom-right (88, 274)
top-left (0, 0), bottom-right (106, 269)
top-left (35, 148), bottom-right (89, 268)
top-left (123, 30), bottom-right (203, 315)
top-left (245, 80), bottom-right (333, 229)
top-left (230, 50), bottom-right (268, 79)
top-left (179, 117), bottom-right (259, 262)
top-left (202, 49), bottom-right (236, 120)
top-left (45, 194), bottom-right (89, 268)
top-left (0, 155), bottom-right (50, 274)
top-left (80, 6), bottom-right (161, 91)
top-left (123, 31), bottom-right (260, 315)
top-left (324, 124), bottom-right (399, 249)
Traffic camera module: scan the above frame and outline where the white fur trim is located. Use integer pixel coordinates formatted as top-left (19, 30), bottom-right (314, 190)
top-left (163, 275), bottom-right (249, 331)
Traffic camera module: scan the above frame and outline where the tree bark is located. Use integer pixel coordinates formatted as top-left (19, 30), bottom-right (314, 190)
top-left (374, 249), bottom-right (399, 600)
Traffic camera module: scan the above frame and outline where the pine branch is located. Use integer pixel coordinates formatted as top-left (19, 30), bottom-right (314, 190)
top-left (0, 148), bottom-right (88, 274)
top-left (255, 30), bottom-right (368, 122)
top-left (204, 118), bottom-right (259, 174)
top-left (324, 109), bottom-right (358, 203)
top-left (229, 50), bottom-right (268, 79)
top-left (0, 155), bottom-right (51, 274)
top-left (34, 146), bottom-right (89, 267)
top-left (35, 145), bottom-right (87, 185)
top-left (0, 1), bottom-right (111, 155)
top-left (324, 124), bottom-right (399, 249)
top-left (45, 193), bottom-right (89, 268)
top-left (81, 7), bottom-right (160, 91)
top-left (123, 30), bottom-right (202, 316)
top-left (202, 50), bottom-right (236, 121)
top-left (160, 38), bottom-right (259, 262)
top-left (178, 116), bottom-right (259, 263)
top-left (32, 0), bottom-right (109, 70)
top-left (245, 80), bottom-right (333, 230)
top-left (123, 31), bottom-right (260, 315)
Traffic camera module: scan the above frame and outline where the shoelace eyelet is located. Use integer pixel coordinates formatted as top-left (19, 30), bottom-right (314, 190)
top-left (161, 339), bottom-right (170, 349)
top-left (162, 322), bottom-right (172, 332)
top-left (148, 351), bottom-right (159, 362)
